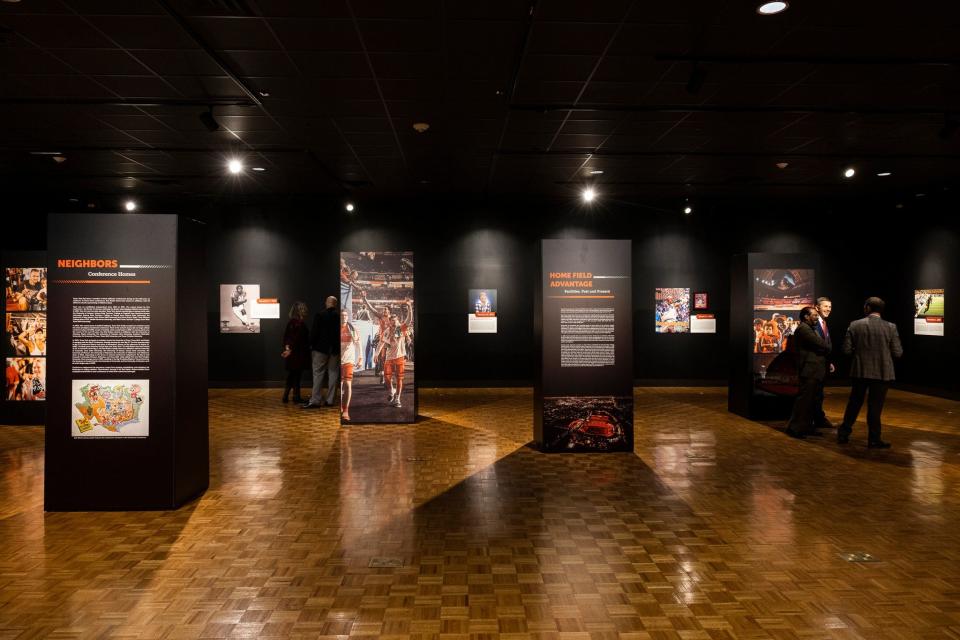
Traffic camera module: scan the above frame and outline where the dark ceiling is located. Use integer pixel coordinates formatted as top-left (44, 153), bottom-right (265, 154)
top-left (2, 0), bottom-right (959, 204)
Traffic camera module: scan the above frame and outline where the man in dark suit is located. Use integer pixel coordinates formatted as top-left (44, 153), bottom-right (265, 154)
top-left (303, 296), bottom-right (341, 408)
top-left (812, 296), bottom-right (835, 430)
top-left (785, 306), bottom-right (831, 439)
top-left (837, 297), bottom-right (904, 448)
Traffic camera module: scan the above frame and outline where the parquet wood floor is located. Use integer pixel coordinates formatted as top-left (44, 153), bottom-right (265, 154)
top-left (1, 386), bottom-right (959, 639)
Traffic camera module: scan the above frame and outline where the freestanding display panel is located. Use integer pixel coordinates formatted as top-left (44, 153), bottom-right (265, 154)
top-left (45, 214), bottom-right (208, 510)
top-left (535, 239), bottom-right (633, 452)
top-left (729, 253), bottom-right (819, 420)
top-left (2, 250), bottom-right (48, 425)
top-left (339, 251), bottom-right (416, 424)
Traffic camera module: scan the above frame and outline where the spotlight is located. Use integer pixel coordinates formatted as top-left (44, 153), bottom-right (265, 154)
top-left (684, 206), bottom-right (693, 215)
top-left (581, 187), bottom-right (596, 203)
top-left (52, 155), bottom-right (67, 164)
top-left (412, 122), bottom-right (430, 133)
top-left (776, 162), bottom-right (789, 169)
top-left (588, 169), bottom-right (604, 175)
top-left (228, 158), bottom-right (243, 174)
top-left (876, 172), bottom-right (892, 177)
top-left (843, 167), bottom-right (856, 178)
top-left (757, 1), bottom-right (788, 14)
top-left (686, 63), bottom-right (707, 95)
top-left (345, 202), bottom-right (355, 212)
top-left (199, 107), bottom-right (220, 132)
top-left (252, 167), bottom-right (265, 172)
top-left (124, 200), bottom-right (137, 212)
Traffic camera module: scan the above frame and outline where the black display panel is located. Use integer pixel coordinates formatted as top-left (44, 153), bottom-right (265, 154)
top-left (45, 214), bottom-right (208, 510)
top-left (535, 239), bottom-right (633, 452)
top-left (729, 253), bottom-right (819, 419)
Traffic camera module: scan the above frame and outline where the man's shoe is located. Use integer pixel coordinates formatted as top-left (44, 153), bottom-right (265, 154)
top-left (786, 429), bottom-right (806, 439)
top-left (867, 440), bottom-right (891, 449)
top-left (301, 402), bottom-right (320, 409)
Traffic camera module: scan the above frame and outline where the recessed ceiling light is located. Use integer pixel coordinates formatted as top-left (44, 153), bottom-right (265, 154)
top-left (345, 203), bottom-right (355, 212)
top-left (843, 167), bottom-right (856, 178)
top-left (252, 167), bottom-right (265, 172)
top-left (124, 200), bottom-right (137, 212)
top-left (581, 187), bottom-right (596, 203)
top-left (757, 1), bottom-right (788, 15)
top-left (228, 158), bottom-right (243, 174)
top-left (52, 155), bottom-right (67, 163)
top-left (258, 90), bottom-right (270, 97)
top-left (412, 122), bottom-right (430, 133)
top-left (684, 206), bottom-right (693, 215)
top-left (776, 162), bottom-right (789, 169)
top-left (876, 171), bottom-right (892, 177)
top-left (588, 169), bottom-right (604, 175)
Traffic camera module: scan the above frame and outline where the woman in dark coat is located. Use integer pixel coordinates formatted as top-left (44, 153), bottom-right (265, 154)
top-left (281, 301), bottom-right (310, 403)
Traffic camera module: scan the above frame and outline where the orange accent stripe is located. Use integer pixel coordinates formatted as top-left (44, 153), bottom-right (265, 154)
top-left (548, 295), bottom-right (615, 299)
top-left (53, 280), bottom-right (151, 284)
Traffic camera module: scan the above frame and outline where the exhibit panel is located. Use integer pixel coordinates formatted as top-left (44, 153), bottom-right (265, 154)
top-left (729, 253), bottom-right (819, 419)
top-left (339, 251), bottom-right (416, 424)
top-left (535, 239), bottom-right (633, 452)
top-left (914, 289), bottom-right (945, 337)
top-left (2, 250), bottom-right (48, 425)
top-left (45, 213), bottom-right (208, 510)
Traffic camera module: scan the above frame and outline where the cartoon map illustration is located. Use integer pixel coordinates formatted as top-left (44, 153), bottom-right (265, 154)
top-left (73, 382), bottom-right (146, 435)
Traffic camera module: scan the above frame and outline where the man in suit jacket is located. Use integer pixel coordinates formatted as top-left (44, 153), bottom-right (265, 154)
top-left (837, 297), bottom-right (904, 448)
top-left (303, 296), bottom-right (341, 408)
top-left (812, 296), bottom-right (835, 430)
top-left (786, 306), bottom-right (831, 439)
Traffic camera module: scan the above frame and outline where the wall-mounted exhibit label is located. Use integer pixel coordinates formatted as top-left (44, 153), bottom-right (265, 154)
top-left (690, 314), bottom-right (717, 334)
top-left (538, 239), bottom-right (632, 452)
top-left (49, 254), bottom-right (165, 438)
top-left (468, 289), bottom-right (497, 333)
top-left (752, 268), bottom-right (815, 396)
top-left (340, 251), bottom-right (415, 424)
top-left (914, 289), bottom-right (944, 336)
top-left (72, 379), bottom-right (149, 438)
top-left (219, 284), bottom-right (260, 333)
top-left (655, 288), bottom-right (690, 333)
top-left (251, 297), bottom-right (280, 319)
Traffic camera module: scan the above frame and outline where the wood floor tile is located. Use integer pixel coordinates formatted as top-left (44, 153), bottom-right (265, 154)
top-left (1, 387), bottom-right (960, 639)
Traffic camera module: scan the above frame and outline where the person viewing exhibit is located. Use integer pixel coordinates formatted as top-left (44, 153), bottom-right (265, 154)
top-left (303, 296), bottom-right (340, 409)
top-left (836, 297), bottom-right (904, 448)
top-left (785, 306), bottom-right (830, 439)
top-left (2, 3), bottom-right (960, 638)
top-left (280, 302), bottom-right (310, 404)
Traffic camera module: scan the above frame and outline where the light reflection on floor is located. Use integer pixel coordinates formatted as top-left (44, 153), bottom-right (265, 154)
top-left (0, 386), bottom-right (958, 638)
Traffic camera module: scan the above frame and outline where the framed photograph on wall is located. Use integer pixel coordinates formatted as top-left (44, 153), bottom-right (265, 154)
top-left (694, 292), bottom-right (708, 310)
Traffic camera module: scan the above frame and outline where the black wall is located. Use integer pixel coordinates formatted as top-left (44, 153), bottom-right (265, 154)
top-left (5, 194), bottom-right (955, 396)
top-left (199, 195), bottom-right (957, 395)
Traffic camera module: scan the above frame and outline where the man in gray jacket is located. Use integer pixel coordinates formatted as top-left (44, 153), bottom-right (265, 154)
top-left (837, 297), bottom-right (903, 448)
